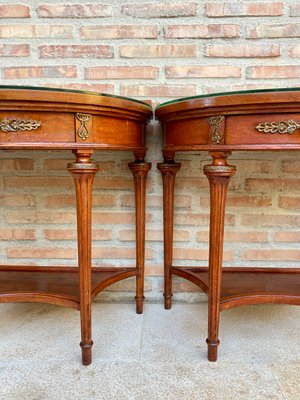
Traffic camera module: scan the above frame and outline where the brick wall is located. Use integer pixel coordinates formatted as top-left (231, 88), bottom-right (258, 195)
top-left (1, 1), bottom-right (300, 302)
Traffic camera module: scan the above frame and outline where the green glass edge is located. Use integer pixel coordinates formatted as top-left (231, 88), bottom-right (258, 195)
top-left (0, 85), bottom-right (151, 108)
top-left (155, 87), bottom-right (300, 109)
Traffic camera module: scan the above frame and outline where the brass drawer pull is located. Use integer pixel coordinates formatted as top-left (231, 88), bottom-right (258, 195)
top-left (256, 120), bottom-right (300, 134)
top-left (0, 118), bottom-right (41, 133)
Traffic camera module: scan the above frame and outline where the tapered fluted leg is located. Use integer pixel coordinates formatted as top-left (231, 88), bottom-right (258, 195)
top-left (128, 158), bottom-right (151, 314)
top-left (157, 156), bottom-right (181, 309)
top-left (68, 150), bottom-right (99, 366)
top-left (204, 152), bottom-right (235, 361)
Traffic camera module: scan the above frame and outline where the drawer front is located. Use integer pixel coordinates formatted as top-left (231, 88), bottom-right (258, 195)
top-left (165, 118), bottom-right (219, 146)
top-left (75, 114), bottom-right (144, 146)
top-left (226, 113), bottom-right (300, 145)
top-left (0, 112), bottom-right (75, 143)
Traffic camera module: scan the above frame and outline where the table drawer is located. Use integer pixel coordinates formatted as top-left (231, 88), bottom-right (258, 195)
top-left (226, 113), bottom-right (300, 145)
top-left (75, 114), bottom-right (144, 146)
top-left (0, 112), bottom-right (75, 143)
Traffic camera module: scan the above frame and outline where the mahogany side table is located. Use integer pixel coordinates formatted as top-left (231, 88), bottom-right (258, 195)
top-left (156, 88), bottom-right (300, 361)
top-left (0, 86), bottom-right (152, 365)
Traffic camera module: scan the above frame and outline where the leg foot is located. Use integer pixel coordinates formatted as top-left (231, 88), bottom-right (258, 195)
top-left (206, 338), bottom-right (220, 362)
top-left (164, 293), bottom-right (172, 310)
top-left (80, 340), bottom-right (93, 366)
top-left (135, 296), bottom-right (145, 314)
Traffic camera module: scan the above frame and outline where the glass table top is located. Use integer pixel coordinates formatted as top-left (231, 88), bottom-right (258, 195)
top-left (156, 87), bottom-right (300, 109)
top-left (0, 85), bottom-right (151, 108)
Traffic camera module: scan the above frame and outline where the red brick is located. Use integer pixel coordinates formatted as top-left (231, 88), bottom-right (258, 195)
top-left (85, 66), bottom-right (158, 80)
top-left (248, 66), bottom-right (300, 79)
top-left (206, 44), bottom-right (280, 58)
top-left (4, 176), bottom-right (72, 189)
top-left (120, 45), bottom-right (197, 58)
top-left (279, 196), bottom-right (300, 209)
top-left (121, 194), bottom-right (191, 209)
top-left (45, 83), bottom-right (114, 93)
top-left (200, 195), bottom-right (272, 208)
top-left (7, 248), bottom-right (76, 259)
top-left (94, 212), bottom-right (153, 224)
top-left (224, 231), bottom-right (269, 243)
top-left (39, 45), bottom-right (113, 59)
top-left (232, 159), bottom-right (274, 174)
top-left (93, 247), bottom-right (153, 259)
top-left (177, 178), bottom-right (208, 190)
top-left (0, 44), bottom-right (30, 57)
top-left (241, 249), bottom-right (300, 261)
top-left (4, 66), bottom-right (77, 79)
top-left (175, 213), bottom-right (235, 226)
top-left (205, 2), bottom-right (283, 17)
top-left (0, 5), bottom-right (30, 18)
top-left (241, 214), bottom-right (300, 227)
top-left (0, 159), bottom-right (34, 171)
top-left (282, 160), bottom-right (300, 173)
top-left (6, 211), bottom-right (75, 224)
top-left (227, 195), bottom-right (272, 207)
top-left (122, 2), bottom-right (198, 18)
top-left (173, 248), bottom-right (234, 261)
top-left (164, 24), bottom-right (240, 38)
top-left (145, 264), bottom-right (163, 276)
top-left (37, 4), bottom-right (112, 18)
top-left (93, 195), bottom-right (116, 207)
top-left (119, 229), bottom-right (189, 242)
top-left (246, 178), bottom-right (300, 192)
top-left (274, 232), bottom-right (300, 242)
top-left (94, 178), bottom-right (133, 190)
top-left (44, 194), bottom-right (116, 208)
top-left (290, 4), bottom-right (300, 17)
top-left (249, 24), bottom-right (300, 39)
top-left (289, 45), bottom-right (300, 57)
top-left (203, 83), bottom-right (278, 93)
top-left (0, 229), bottom-right (36, 240)
top-left (0, 194), bottom-right (35, 207)
top-left (44, 228), bottom-right (112, 241)
top-left (81, 25), bottom-right (158, 39)
top-left (0, 25), bottom-right (73, 38)
top-left (120, 84), bottom-right (197, 98)
top-left (44, 195), bottom-right (75, 208)
top-left (166, 65), bottom-right (241, 78)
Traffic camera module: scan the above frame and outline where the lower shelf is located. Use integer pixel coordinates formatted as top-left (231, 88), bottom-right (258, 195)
top-left (172, 266), bottom-right (300, 310)
top-left (0, 265), bottom-right (137, 310)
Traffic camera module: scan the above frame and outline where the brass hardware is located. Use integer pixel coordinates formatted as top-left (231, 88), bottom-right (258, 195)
top-left (256, 120), bottom-right (300, 134)
top-left (207, 116), bottom-right (225, 143)
top-left (76, 113), bottom-right (91, 140)
top-left (0, 118), bottom-right (41, 133)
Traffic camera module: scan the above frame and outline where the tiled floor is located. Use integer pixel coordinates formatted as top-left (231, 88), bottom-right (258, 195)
top-left (0, 301), bottom-right (299, 399)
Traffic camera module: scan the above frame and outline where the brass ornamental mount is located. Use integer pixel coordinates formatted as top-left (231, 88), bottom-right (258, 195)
top-left (207, 115), bottom-right (225, 143)
top-left (256, 120), bottom-right (300, 134)
top-left (76, 113), bottom-right (91, 140)
top-left (0, 118), bottom-right (41, 133)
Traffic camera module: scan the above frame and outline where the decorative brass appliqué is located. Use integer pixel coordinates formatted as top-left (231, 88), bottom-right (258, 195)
top-left (207, 115), bottom-right (225, 143)
top-left (256, 120), bottom-right (300, 134)
top-left (76, 113), bottom-right (91, 140)
top-left (0, 118), bottom-right (41, 133)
